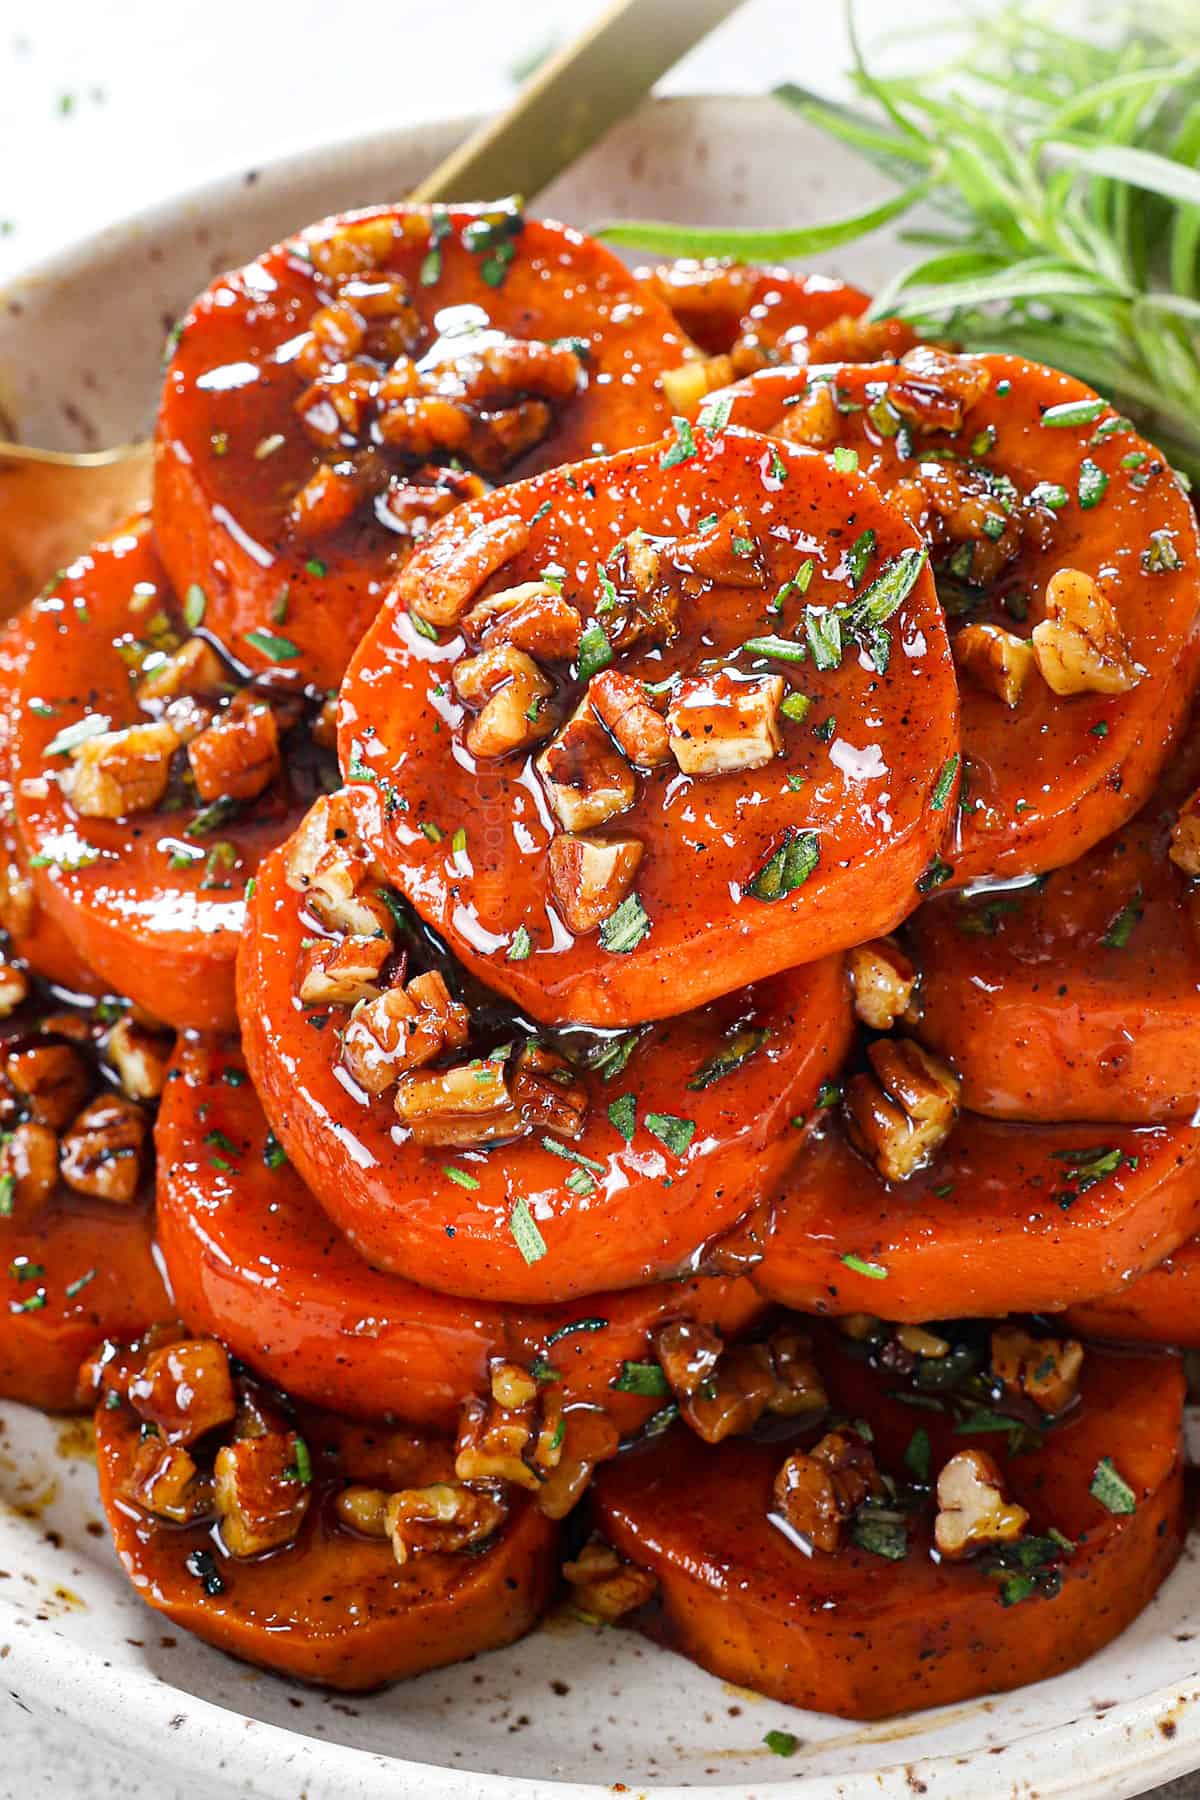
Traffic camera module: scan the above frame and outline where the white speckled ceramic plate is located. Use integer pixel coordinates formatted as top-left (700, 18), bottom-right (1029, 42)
top-left (1, 94), bottom-right (1198, 1800)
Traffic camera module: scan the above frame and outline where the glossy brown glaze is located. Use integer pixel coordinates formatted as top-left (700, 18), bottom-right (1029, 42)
top-left (733, 1108), bottom-right (1200, 1319)
top-left (157, 1035), bottom-right (765, 1432)
top-left (238, 804), bottom-right (852, 1303)
top-left (11, 517), bottom-right (329, 1031)
top-left (593, 1336), bottom-right (1185, 1719)
top-left (909, 717), bottom-right (1200, 1121)
top-left (95, 1396), bottom-right (558, 1690)
top-left (338, 427), bottom-right (958, 1024)
top-left (155, 207), bottom-right (689, 689)
top-left (715, 353), bottom-right (1200, 884)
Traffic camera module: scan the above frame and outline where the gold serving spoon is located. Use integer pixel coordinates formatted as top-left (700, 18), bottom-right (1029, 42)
top-left (0, 0), bottom-right (746, 617)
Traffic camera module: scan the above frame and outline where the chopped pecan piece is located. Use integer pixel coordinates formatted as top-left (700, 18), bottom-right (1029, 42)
top-left (661, 353), bottom-right (736, 415)
top-left (453, 643), bottom-right (555, 758)
top-left (59, 1095), bottom-right (148, 1203)
top-left (511, 1043), bottom-right (588, 1138)
top-left (1170, 790), bottom-right (1200, 876)
top-left (954, 622), bottom-right (1037, 707)
top-left (1032, 567), bottom-right (1141, 696)
top-left (288, 459), bottom-right (367, 536)
top-left (808, 312), bottom-right (918, 364)
top-left (214, 1431), bottom-right (312, 1557)
top-left (394, 1057), bottom-right (522, 1147)
top-left (537, 712), bottom-right (637, 831)
top-left (672, 507), bottom-right (767, 589)
top-left (128, 1338), bottom-right (237, 1446)
top-left (548, 834), bottom-right (643, 934)
top-left (307, 215), bottom-right (399, 279)
top-left (464, 581), bottom-right (583, 661)
top-left (285, 794), bottom-right (396, 939)
top-left (385, 1482), bottom-right (508, 1565)
top-left (0, 1121), bottom-right (58, 1217)
top-left (340, 968), bottom-right (469, 1094)
top-left (0, 958), bottom-right (28, 1018)
top-left (105, 1015), bottom-right (172, 1101)
top-left (894, 1323), bottom-right (951, 1360)
top-left (588, 669), bottom-right (670, 769)
top-left (777, 382), bottom-right (841, 449)
top-left (991, 1325), bottom-right (1083, 1416)
top-left (137, 638), bottom-right (226, 704)
top-left (396, 513), bottom-right (530, 627)
top-left (123, 1437), bottom-right (214, 1524)
top-left (844, 1038), bottom-right (961, 1181)
top-left (535, 1408), bottom-right (620, 1520)
top-left (934, 1448), bottom-right (1029, 1559)
top-left (63, 719), bottom-right (180, 818)
top-left (666, 670), bottom-right (783, 776)
top-left (298, 933), bottom-right (391, 1006)
top-left (662, 1324), bottom-right (827, 1446)
top-left (456, 1358), bottom-right (554, 1490)
top-left (773, 1429), bottom-right (884, 1553)
top-left (5, 1040), bottom-right (90, 1128)
top-left (187, 696), bottom-right (281, 804)
top-left (563, 1536), bottom-right (657, 1620)
top-left (653, 1320), bottom-right (724, 1398)
top-left (847, 937), bottom-right (917, 1031)
top-left (888, 347), bottom-right (991, 433)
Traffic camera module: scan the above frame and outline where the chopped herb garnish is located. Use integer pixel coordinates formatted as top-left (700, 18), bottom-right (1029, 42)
top-left (851, 1508), bottom-right (908, 1560)
top-left (931, 752), bottom-right (960, 810)
top-left (698, 394), bottom-right (733, 434)
top-left (263, 1132), bottom-right (287, 1171)
top-left (1077, 458), bottom-right (1109, 509)
top-left (510, 1198), bottom-right (548, 1265)
top-left (599, 892), bottom-right (650, 954)
top-left (612, 1360), bottom-right (671, 1396)
top-left (1090, 1456), bottom-right (1136, 1515)
top-left (44, 714), bottom-right (111, 759)
top-left (545, 1316), bottom-right (608, 1347)
top-left (1041, 396), bottom-right (1107, 429)
top-left (743, 633), bottom-right (809, 666)
top-left (1030, 480), bottom-right (1069, 510)
top-left (409, 608), bottom-right (439, 643)
top-left (688, 1026), bottom-right (771, 1090)
top-left (1143, 528), bottom-right (1182, 573)
top-left (659, 416), bottom-right (698, 469)
top-left (305, 558), bottom-right (327, 578)
top-left (443, 1165), bottom-right (481, 1190)
top-left (1102, 890), bottom-right (1142, 949)
top-left (763, 1730), bottom-right (800, 1758)
top-left (645, 1113), bottom-right (696, 1157)
top-left (183, 583), bottom-right (207, 629)
top-left (185, 1548), bottom-right (225, 1596)
top-left (904, 1427), bottom-right (932, 1484)
top-left (746, 828), bottom-right (820, 902)
top-left (771, 559), bottom-right (814, 614)
top-left (804, 607), bottom-right (843, 671)
top-left (841, 1252), bottom-right (888, 1280)
top-left (846, 528), bottom-right (877, 584)
top-left (507, 925), bottom-right (532, 962)
top-left (0, 1174), bottom-right (13, 1218)
top-left (420, 206), bottom-right (451, 285)
top-left (607, 1093), bottom-right (637, 1142)
top-left (244, 627), bottom-right (300, 662)
top-left (780, 691), bottom-right (813, 724)
top-left (186, 795), bottom-right (242, 838)
top-left (917, 855), bottom-right (953, 893)
top-left (576, 621), bottom-right (613, 682)
top-left (832, 445), bottom-right (859, 473)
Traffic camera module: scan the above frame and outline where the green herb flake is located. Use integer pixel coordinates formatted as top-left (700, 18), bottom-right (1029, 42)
top-left (304, 558), bottom-right (328, 578)
top-left (409, 608), bottom-right (439, 643)
top-left (644, 1112), bottom-right (696, 1157)
top-left (1030, 481), bottom-right (1069, 511)
top-left (904, 1427), bottom-right (932, 1484)
top-left (931, 752), bottom-right (960, 810)
top-left (507, 925), bottom-right (532, 962)
top-left (1102, 891), bottom-right (1142, 949)
top-left (577, 621), bottom-right (613, 682)
top-left (1041, 397), bottom-right (1107, 429)
top-left (244, 628), bottom-right (300, 662)
top-left (804, 607), bottom-right (843, 671)
top-left (599, 892), bottom-right (651, 954)
top-left (613, 1360), bottom-right (671, 1396)
top-left (1090, 1456), bottom-right (1136, 1515)
top-left (1143, 529), bottom-right (1182, 573)
top-left (443, 1165), bottom-right (481, 1191)
top-left (263, 1132), bottom-right (288, 1171)
top-left (832, 446), bottom-right (859, 474)
top-left (0, 1174), bottom-right (14, 1218)
top-left (851, 1509), bottom-right (908, 1560)
top-left (846, 528), bottom-right (877, 584)
top-left (510, 1198), bottom-right (548, 1266)
top-left (660, 416), bottom-right (698, 469)
top-left (689, 1026), bottom-right (771, 1090)
top-left (44, 714), bottom-right (111, 759)
top-left (781, 691), bottom-right (813, 724)
top-left (743, 632), bottom-right (809, 666)
top-left (746, 828), bottom-right (820, 902)
top-left (183, 583), bottom-right (207, 630)
top-left (607, 1093), bottom-right (637, 1142)
top-left (698, 394), bottom-right (733, 434)
top-left (1077, 458), bottom-right (1109, 509)
top-left (841, 1252), bottom-right (888, 1280)
top-left (763, 1730), bottom-right (800, 1758)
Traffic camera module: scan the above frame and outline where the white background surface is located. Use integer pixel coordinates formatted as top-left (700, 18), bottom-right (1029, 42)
top-left (0, 1), bottom-right (1196, 1796)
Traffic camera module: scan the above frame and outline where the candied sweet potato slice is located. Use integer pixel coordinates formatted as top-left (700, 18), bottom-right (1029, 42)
top-left (592, 1332), bottom-right (1185, 1718)
top-left (237, 792), bottom-right (852, 1303)
top-left (155, 205), bottom-right (689, 689)
top-left (156, 1036), bottom-right (765, 1432)
top-left (338, 425), bottom-right (958, 1024)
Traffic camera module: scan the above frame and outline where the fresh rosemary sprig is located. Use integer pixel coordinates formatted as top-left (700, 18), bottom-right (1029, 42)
top-left (603, 5), bottom-right (1200, 481)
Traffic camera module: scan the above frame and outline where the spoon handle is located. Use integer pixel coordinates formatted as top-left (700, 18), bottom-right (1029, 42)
top-left (409, 0), bottom-right (750, 206)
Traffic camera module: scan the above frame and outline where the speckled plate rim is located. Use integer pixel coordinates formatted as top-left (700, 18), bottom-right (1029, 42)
top-left (2, 95), bottom-right (1199, 1800)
